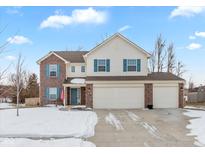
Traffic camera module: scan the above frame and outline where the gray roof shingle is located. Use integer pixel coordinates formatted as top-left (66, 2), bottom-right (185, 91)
top-left (63, 72), bottom-right (184, 83)
top-left (53, 51), bottom-right (88, 63)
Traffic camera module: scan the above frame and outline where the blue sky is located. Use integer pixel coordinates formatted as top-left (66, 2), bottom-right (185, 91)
top-left (0, 6), bottom-right (205, 85)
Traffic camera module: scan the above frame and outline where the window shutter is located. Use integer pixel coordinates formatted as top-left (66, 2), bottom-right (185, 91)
top-left (57, 64), bottom-right (60, 79)
top-left (45, 87), bottom-right (49, 99)
top-left (57, 87), bottom-right (60, 99)
top-left (45, 64), bottom-right (49, 79)
top-left (123, 59), bottom-right (127, 72)
top-left (137, 59), bottom-right (141, 72)
top-left (94, 59), bottom-right (97, 72)
top-left (106, 59), bottom-right (110, 72)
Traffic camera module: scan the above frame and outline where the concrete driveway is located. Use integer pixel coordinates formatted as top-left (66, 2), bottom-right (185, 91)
top-left (88, 109), bottom-right (195, 147)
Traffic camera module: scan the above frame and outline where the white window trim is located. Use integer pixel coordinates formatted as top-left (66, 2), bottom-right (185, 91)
top-left (127, 59), bottom-right (137, 72)
top-left (71, 66), bottom-right (75, 72)
top-left (49, 64), bottom-right (57, 77)
top-left (97, 59), bottom-right (106, 72)
top-left (49, 87), bottom-right (57, 100)
top-left (81, 66), bottom-right (85, 72)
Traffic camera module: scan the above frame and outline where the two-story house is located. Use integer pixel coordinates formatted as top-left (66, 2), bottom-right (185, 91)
top-left (37, 33), bottom-right (185, 109)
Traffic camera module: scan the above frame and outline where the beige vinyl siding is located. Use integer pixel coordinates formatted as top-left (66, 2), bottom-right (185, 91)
top-left (86, 36), bottom-right (148, 76)
top-left (66, 63), bottom-right (86, 77)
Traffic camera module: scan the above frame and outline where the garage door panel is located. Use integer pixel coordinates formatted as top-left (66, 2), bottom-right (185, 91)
top-left (153, 84), bottom-right (178, 108)
top-left (93, 85), bottom-right (144, 109)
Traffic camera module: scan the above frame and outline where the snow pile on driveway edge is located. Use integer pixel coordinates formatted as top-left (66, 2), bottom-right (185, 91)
top-left (183, 109), bottom-right (205, 146)
top-left (0, 138), bottom-right (95, 147)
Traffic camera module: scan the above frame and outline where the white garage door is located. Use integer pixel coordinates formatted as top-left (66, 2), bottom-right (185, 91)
top-left (93, 84), bottom-right (144, 109)
top-left (153, 84), bottom-right (178, 108)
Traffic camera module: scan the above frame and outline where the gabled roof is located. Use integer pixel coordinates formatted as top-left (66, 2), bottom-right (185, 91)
top-left (37, 33), bottom-right (151, 64)
top-left (84, 33), bottom-right (151, 58)
top-left (37, 51), bottom-right (88, 64)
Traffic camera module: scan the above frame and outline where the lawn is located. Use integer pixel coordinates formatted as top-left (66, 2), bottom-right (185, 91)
top-left (0, 106), bottom-right (98, 146)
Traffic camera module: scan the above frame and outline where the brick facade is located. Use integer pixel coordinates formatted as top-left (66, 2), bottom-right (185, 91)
top-left (178, 83), bottom-right (184, 108)
top-left (40, 54), bottom-right (66, 105)
top-left (81, 87), bottom-right (86, 105)
top-left (85, 84), bottom-right (93, 108)
top-left (66, 87), bottom-right (70, 105)
top-left (144, 83), bottom-right (153, 108)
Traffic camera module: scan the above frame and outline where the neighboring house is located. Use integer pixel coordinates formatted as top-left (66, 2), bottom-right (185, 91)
top-left (0, 85), bottom-right (13, 103)
top-left (187, 86), bottom-right (205, 103)
top-left (37, 33), bottom-right (185, 109)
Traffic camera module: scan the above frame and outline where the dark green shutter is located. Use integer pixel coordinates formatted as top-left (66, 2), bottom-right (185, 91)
top-left (106, 59), bottom-right (110, 72)
top-left (45, 64), bottom-right (49, 79)
top-left (123, 59), bottom-right (127, 72)
top-left (57, 64), bottom-right (60, 79)
top-left (94, 59), bottom-right (97, 72)
top-left (137, 59), bottom-right (141, 72)
top-left (45, 87), bottom-right (49, 99)
top-left (57, 87), bottom-right (60, 99)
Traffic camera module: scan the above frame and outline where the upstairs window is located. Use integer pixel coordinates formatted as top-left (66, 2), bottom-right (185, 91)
top-left (98, 59), bottom-right (106, 72)
top-left (81, 66), bottom-right (85, 72)
top-left (94, 59), bottom-right (110, 72)
top-left (71, 66), bottom-right (75, 72)
top-left (127, 59), bottom-right (137, 71)
top-left (49, 64), bottom-right (57, 77)
top-left (123, 59), bottom-right (141, 72)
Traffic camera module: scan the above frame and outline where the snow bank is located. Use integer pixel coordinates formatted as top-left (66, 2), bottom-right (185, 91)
top-left (183, 110), bottom-right (205, 146)
top-left (70, 78), bottom-right (85, 84)
top-left (0, 103), bottom-right (14, 109)
top-left (0, 138), bottom-right (95, 147)
top-left (105, 113), bottom-right (124, 130)
top-left (0, 107), bottom-right (98, 138)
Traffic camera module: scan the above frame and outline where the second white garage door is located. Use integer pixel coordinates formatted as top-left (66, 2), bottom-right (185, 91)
top-left (93, 84), bottom-right (144, 109)
top-left (153, 84), bottom-right (178, 108)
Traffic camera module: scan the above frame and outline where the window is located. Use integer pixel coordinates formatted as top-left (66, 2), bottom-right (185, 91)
top-left (98, 59), bottom-right (106, 72)
top-left (127, 59), bottom-right (136, 71)
top-left (49, 64), bottom-right (57, 77)
top-left (123, 59), bottom-right (141, 72)
top-left (49, 88), bottom-right (57, 100)
top-left (94, 59), bottom-right (110, 72)
top-left (71, 66), bottom-right (75, 72)
top-left (81, 66), bottom-right (85, 72)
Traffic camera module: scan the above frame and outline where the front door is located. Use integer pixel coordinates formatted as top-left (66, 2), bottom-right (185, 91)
top-left (70, 88), bottom-right (81, 105)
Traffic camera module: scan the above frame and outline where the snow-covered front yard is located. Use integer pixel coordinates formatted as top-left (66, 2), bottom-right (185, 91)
top-left (0, 138), bottom-right (95, 147)
top-left (0, 103), bottom-right (14, 109)
top-left (0, 107), bottom-right (98, 146)
top-left (184, 109), bottom-right (205, 146)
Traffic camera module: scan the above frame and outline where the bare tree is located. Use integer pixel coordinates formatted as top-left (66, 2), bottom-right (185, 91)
top-left (0, 25), bottom-right (11, 84)
top-left (76, 45), bottom-right (84, 51)
top-left (155, 34), bottom-right (166, 72)
top-left (0, 24), bottom-right (10, 55)
top-left (188, 77), bottom-right (194, 92)
top-left (167, 43), bottom-right (175, 73)
top-left (11, 54), bottom-right (26, 116)
top-left (175, 61), bottom-right (186, 77)
top-left (149, 50), bottom-right (157, 72)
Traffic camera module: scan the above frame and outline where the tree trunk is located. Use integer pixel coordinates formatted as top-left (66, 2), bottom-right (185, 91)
top-left (17, 92), bottom-right (19, 116)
